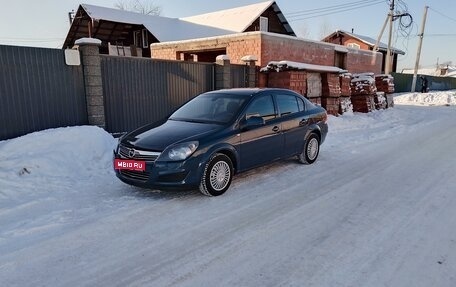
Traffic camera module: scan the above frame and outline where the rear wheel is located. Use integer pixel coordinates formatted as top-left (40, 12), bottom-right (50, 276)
top-left (199, 153), bottom-right (233, 196)
top-left (298, 133), bottom-right (320, 164)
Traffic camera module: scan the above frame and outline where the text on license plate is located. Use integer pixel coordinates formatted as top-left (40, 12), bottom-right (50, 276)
top-left (114, 159), bottom-right (146, 171)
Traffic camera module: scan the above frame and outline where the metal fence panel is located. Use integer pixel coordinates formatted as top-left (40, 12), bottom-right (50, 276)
top-left (101, 56), bottom-right (214, 133)
top-left (231, 64), bottom-right (248, 88)
top-left (0, 45), bottom-right (87, 140)
top-left (392, 72), bottom-right (456, 93)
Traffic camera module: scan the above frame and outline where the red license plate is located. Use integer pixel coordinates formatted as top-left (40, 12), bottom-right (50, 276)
top-left (114, 159), bottom-right (146, 171)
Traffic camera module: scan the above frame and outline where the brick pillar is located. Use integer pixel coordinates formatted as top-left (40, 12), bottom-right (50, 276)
top-left (75, 38), bottom-right (105, 128)
top-left (215, 55), bottom-right (231, 90)
top-left (241, 55), bottom-right (258, 88)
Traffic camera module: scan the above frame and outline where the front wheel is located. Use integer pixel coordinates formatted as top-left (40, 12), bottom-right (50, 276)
top-left (298, 133), bottom-right (320, 164)
top-left (199, 153), bottom-right (233, 196)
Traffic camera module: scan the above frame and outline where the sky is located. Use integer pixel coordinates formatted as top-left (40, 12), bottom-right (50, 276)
top-left (0, 0), bottom-right (455, 70)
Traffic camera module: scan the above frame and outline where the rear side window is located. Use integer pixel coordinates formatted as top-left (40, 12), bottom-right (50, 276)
top-left (245, 95), bottom-right (276, 121)
top-left (276, 94), bottom-right (300, 116)
top-left (297, 97), bottom-right (306, 111)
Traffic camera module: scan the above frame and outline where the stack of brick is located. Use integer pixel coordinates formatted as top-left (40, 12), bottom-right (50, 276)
top-left (267, 71), bottom-right (307, 96)
top-left (321, 73), bottom-right (341, 116)
top-left (350, 73), bottom-right (376, 113)
top-left (339, 73), bottom-right (353, 114)
top-left (306, 72), bottom-right (322, 106)
top-left (375, 74), bottom-right (395, 108)
top-left (375, 74), bottom-right (395, 94)
top-left (339, 97), bottom-right (353, 114)
top-left (374, 92), bottom-right (387, 109)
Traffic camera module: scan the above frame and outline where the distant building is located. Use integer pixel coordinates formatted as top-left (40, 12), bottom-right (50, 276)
top-left (322, 30), bottom-right (405, 73)
top-left (402, 65), bottom-right (456, 78)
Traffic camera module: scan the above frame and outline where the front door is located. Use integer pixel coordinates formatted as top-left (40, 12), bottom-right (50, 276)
top-left (239, 95), bottom-right (283, 171)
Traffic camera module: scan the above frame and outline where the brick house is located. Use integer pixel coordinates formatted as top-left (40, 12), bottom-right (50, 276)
top-left (64, 1), bottom-right (382, 74)
top-left (322, 30), bottom-right (405, 73)
top-left (63, 1), bottom-right (293, 58)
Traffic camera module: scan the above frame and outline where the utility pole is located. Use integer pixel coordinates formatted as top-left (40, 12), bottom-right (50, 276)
top-left (385, 0), bottom-right (394, 74)
top-left (411, 6), bottom-right (429, 92)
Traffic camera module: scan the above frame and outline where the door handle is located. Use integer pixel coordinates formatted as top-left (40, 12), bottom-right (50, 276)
top-left (299, 119), bottom-right (309, 126)
top-left (272, 126), bottom-right (280, 133)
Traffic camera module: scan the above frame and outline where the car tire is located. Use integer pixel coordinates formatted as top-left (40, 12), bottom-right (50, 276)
top-left (298, 133), bottom-right (320, 164)
top-left (199, 153), bottom-right (233, 196)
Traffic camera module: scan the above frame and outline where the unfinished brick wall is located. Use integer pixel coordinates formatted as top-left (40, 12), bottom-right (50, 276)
top-left (151, 48), bottom-right (177, 60)
top-left (261, 34), bottom-right (334, 67)
top-left (151, 34), bottom-right (262, 64)
top-left (151, 32), bottom-right (383, 74)
top-left (346, 50), bottom-right (382, 74)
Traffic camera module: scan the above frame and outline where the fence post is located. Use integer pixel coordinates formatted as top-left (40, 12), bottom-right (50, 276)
top-left (241, 55), bottom-right (258, 88)
top-left (215, 55), bottom-right (231, 90)
top-left (76, 38), bottom-right (106, 128)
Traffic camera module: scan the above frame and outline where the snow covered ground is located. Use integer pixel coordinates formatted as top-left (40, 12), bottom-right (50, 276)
top-left (1, 91), bottom-right (456, 286)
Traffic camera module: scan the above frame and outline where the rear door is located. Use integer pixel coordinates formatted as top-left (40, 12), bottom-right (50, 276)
top-left (238, 94), bottom-right (284, 171)
top-left (275, 93), bottom-right (310, 157)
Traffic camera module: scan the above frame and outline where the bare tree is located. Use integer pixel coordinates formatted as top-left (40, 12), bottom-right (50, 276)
top-left (297, 22), bottom-right (311, 39)
top-left (115, 0), bottom-right (162, 15)
top-left (318, 19), bottom-right (333, 40)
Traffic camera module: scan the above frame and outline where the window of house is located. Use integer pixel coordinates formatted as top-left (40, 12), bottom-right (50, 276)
top-left (347, 42), bottom-right (361, 49)
top-left (134, 30), bottom-right (141, 47)
top-left (259, 16), bottom-right (269, 32)
top-left (134, 29), bottom-right (149, 48)
top-left (141, 29), bottom-right (148, 48)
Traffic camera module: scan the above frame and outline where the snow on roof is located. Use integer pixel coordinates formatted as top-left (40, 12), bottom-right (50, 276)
top-left (181, 1), bottom-right (275, 33)
top-left (402, 66), bottom-right (456, 78)
top-left (325, 30), bottom-right (405, 55)
top-left (81, 4), bottom-right (235, 42)
top-left (263, 60), bottom-right (346, 73)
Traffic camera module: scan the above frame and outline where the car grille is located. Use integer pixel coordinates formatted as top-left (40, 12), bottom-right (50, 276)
top-left (118, 145), bottom-right (160, 162)
top-left (120, 170), bottom-right (150, 182)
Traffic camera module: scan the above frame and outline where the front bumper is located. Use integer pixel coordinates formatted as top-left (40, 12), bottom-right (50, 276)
top-left (113, 151), bottom-right (205, 190)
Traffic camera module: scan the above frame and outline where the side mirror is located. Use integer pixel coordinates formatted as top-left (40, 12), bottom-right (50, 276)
top-left (240, 116), bottom-right (265, 131)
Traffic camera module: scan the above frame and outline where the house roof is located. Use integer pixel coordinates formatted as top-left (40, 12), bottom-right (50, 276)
top-left (66, 1), bottom-right (294, 46)
top-left (181, 1), bottom-right (293, 35)
top-left (323, 30), bottom-right (405, 55)
top-left (80, 4), bottom-right (234, 42)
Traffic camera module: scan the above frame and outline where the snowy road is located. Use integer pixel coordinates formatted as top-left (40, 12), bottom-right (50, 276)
top-left (1, 96), bottom-right (456, 286)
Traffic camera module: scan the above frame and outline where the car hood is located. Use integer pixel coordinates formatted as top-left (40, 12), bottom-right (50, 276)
top-left (122, 120), bottom-right (222, 151)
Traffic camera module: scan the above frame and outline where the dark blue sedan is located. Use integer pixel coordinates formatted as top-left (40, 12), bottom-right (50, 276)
top-left (114, 88), bottom-right (328, 196)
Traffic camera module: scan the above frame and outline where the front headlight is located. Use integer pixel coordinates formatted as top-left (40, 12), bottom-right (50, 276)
top-left (159, 141), bottom-right (199, 161)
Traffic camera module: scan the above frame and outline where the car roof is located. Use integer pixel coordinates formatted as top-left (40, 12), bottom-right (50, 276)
top-left (204, 88), bottom-right (300, 97)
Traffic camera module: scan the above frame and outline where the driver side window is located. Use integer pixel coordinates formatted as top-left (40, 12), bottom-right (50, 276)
top-left (245, 95), bottom-right (276, 121)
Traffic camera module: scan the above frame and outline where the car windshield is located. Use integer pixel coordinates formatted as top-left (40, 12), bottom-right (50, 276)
top-left (170, 93), bottom-right (248, 124)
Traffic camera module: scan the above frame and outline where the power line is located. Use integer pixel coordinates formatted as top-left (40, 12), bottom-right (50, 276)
top-left (288, 0), bottom-right (386, 22)
top-left (0, 37), bottom-right (63, 43)
top-left (423, 34), bottom-right (456, 37)
top-left (429, 7), bottom-right (456, 24)
top-left (285, 0), bottom-right (383, 17)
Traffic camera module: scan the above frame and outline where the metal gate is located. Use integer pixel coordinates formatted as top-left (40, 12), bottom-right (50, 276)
top-left (0, 45), bottom-right (87, 140)
top-left (231, 64), bottom-right (248, 88)
top-left (101, 56), bottom-right (214, 133)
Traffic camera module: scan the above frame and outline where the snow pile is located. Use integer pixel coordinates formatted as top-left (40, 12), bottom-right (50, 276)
top-left (394, 90), bottom-right (456, 106)
top-left (0, 126), bottom-right (116, 199)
